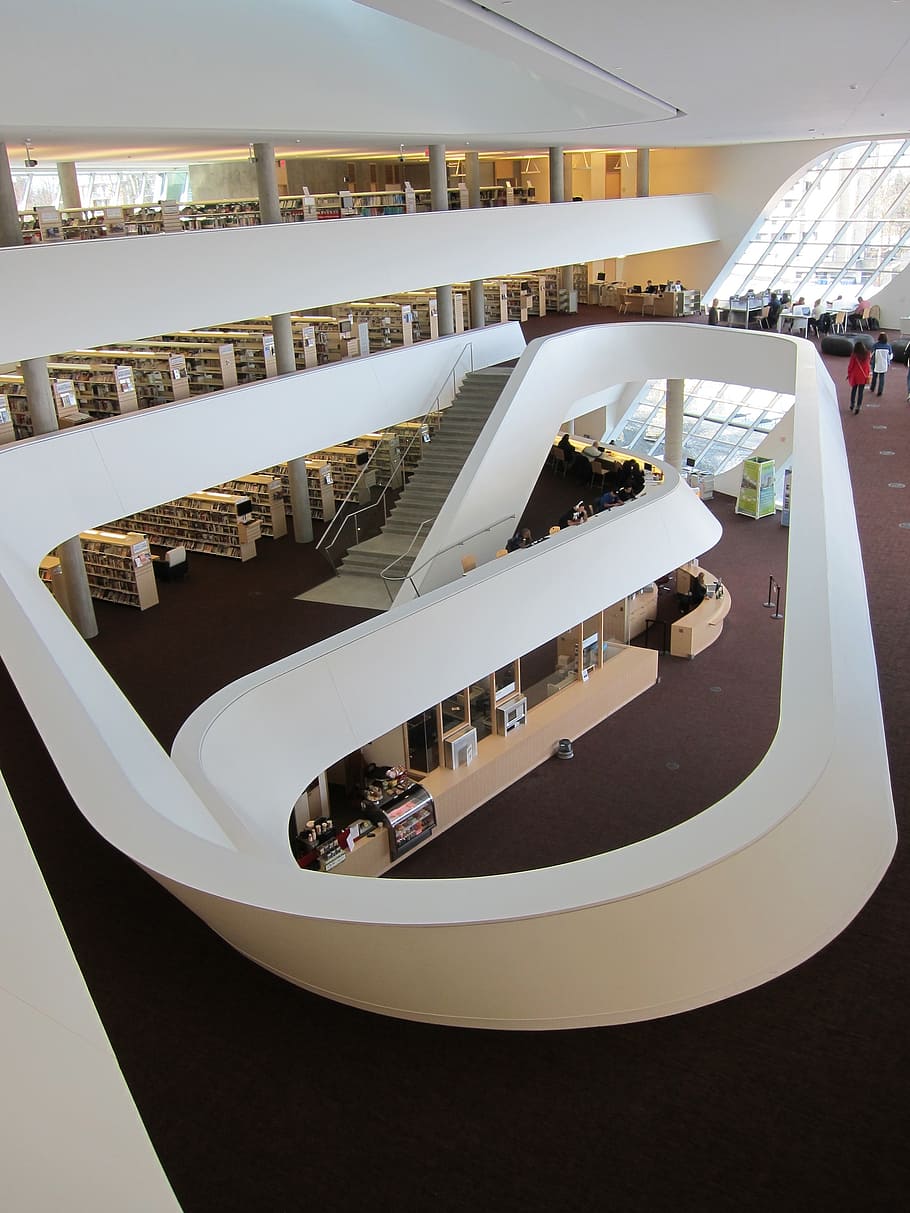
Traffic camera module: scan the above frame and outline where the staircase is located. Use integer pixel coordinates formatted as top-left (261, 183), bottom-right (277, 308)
top-left (311, 367), bottom-right (512, 607)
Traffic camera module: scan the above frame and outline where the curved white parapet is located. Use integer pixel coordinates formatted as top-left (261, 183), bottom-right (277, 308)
top-left (0, 324), bottom-right (895, 1030)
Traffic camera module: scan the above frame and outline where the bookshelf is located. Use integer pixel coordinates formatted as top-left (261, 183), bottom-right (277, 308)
top-left (42, 529), bottom-right (159, 610)
top-left (107, 491), bottom-right (260, 561)
top-left (214, 475), bottom-right (287, 538)
top-left (266, 460), bottom-right (338, 523)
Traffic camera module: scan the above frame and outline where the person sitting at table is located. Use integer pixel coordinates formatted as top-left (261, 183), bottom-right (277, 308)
top-left (807, 299), bottom-right (823, 338)
top-left (506, 527), bottom-right (533, 552)
top-left (594, 489), bottom-right (621, 512)
top-left (767, 292), bottom-right (783, 330)
top-left (848, 297), bottom-right (870, 330)
top-left (678, 571), bottom-right (708, 614)
top-left (645, 280), bottom-right (658, 293)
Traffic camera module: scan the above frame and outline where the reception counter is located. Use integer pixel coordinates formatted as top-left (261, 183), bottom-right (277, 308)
top-left (670, 569), bottom-right (731, 659)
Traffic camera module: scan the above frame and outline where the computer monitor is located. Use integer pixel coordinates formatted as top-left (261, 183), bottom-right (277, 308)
top-left (685, 456), bottom-right (696, 468)
top-left (596, 272), bottom-right (606, 281)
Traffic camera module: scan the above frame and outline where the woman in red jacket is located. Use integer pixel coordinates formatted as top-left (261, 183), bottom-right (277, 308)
top-left (847, 341), bottom-right (872, 414)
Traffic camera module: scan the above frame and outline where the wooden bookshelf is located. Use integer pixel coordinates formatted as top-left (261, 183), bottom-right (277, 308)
top-left (214, 475), bottom-right (287, 538)
top-left (42, 529), bottom-right (159, 610)
top-left (266, 460), bottom-right (338, 522)
top-left (107, 491), bottom-right (260, 561)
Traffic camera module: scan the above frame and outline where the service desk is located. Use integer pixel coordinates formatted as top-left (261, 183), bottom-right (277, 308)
top-left (670, 572), bottom-right (732, 659)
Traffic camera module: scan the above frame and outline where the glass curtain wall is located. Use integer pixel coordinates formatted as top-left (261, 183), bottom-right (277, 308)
top-left (617, 380), bottom-right (794, 476)
top-left (714, 138), bottom-right (910, 304)
top-left (11, 167), bottom-right (190, 210)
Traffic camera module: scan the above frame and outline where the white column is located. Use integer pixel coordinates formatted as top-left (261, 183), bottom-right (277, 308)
top-left (637, 149), bottom-right (651, 198)
top-left (254, 142), bottom-right (312, 542)
top-left (665, 378), bottom-right (684, 471)
top-left (57, 161), bottom-right (81, 211)
top-left (1, 143), bottom-right (97, 638)
top-left (548, 148), bottom-right (573, 303)
top-left (429, 144), bottom-right (454, 336)
top-left (465, 151), bottom-right (484, 329)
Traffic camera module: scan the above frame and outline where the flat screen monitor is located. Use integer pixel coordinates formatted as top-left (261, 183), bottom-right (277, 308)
top-left (685, 457), bottom-right (696, 468)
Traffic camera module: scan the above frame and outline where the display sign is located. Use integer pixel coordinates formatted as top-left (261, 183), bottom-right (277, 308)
top-left (301, 186), bottom-right (317, 222)
top-left (736, 457), bottom-right (776, 518)
top-left (401, 306), bottom-right (414, 346)
top-left (160, 199), bottom-right (182, 233)
top-left (504, 180), bottom-right (515, 206)
top-left (300, 325), bottom-right (318, 369)
top-left (339, 189), bottom-right (354, 215)
top-left (36, 206), bottom-right (64, 242)
top-left (103, 206), bottom-right (127, 236)
top-left (218, 343), bottom-right (238, 388)
top-left (52, 378), bottom-right (79, 418)
top-left (114, 365), bottom-right (139, 413)
top-left (781, 467), bottom-right (792, 527)
top-left (357, 321), bottom-right (371, 357)
top-left (404, 182), bottom-right (417, 214)
top-left (168, 354), bottom-right (191, 400)
top-left (262, 334), bottom-right (278, 378)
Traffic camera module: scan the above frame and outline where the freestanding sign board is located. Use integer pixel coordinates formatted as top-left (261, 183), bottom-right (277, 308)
top-left (736, 457), bottom-right (776, 518)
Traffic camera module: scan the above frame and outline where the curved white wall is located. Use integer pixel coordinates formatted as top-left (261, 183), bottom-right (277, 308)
top-left (0, 194), bottom-right (718, 363)
top-left (0, 322), bottom-right (896, 1030)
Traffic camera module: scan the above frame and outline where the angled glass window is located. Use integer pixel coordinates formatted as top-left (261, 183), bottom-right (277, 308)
top-left (713, 138), bottom-right (910, 306)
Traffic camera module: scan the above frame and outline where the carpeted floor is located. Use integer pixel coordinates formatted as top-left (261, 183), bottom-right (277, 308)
top-left (1, 305), bottom-right (907, 1212)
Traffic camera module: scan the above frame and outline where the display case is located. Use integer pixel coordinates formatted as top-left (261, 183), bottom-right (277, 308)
top-left (379, 784), bottom-right (436, 859)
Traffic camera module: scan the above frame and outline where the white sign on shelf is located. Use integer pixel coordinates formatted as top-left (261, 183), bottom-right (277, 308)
top-left (404, 182), bottom-right (417, 214)
top-left (339, 189), bottom-right (354, 215)
top-left (263, 334), bottom-right (278, 378)
top-left (301, 187), bottom-right (318, 222)
top-left (103, 206), bottom-right (127, 237)
top-left (114, 365), bottom-right (139, 413)
top-left (401, 306), bottom-right (414, 346)
top-left (505, 180), bottom-right (515, 206)
top-left (357, 321), bottom-right (371, 357)
top-left (168, 354), bottom-right (190, 400)
top-left (160, 200), bottom-right (182, 233)
top-left (36, 206), bottom-right (64, 242)
top-left (218, 343), bottom-right (238, 388)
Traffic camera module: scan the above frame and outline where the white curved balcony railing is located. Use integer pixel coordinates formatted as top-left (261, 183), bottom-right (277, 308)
top-left (0, 323), bottom-right (895, 1030)
top-left (0, 194), bottom-right (717, 364)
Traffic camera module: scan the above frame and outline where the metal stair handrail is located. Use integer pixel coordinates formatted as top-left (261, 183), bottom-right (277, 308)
top-left (315, 341), bottom-right (474, 572)
top-left (379, 512), bottom-right (517, 601)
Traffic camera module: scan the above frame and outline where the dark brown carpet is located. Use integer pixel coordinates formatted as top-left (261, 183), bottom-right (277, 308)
top-left (1, 305), bottom-right (908, 1212)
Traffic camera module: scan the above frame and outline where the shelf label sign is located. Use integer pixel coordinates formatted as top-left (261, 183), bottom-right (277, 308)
top-left (52, 378), bottom-right (80, 419)
top-left (404, 182), bottom-right (416, 214)
top-left (262, 334), bottom-right (278, 378)
top-left (114, 365), bottom-right (139, 413)
top-left (160, 200), bottom-right (182, 233)
top-left (301, 187), bottom-right (317, 221)
top-left (218, 343), bottom-right (238, 388)
top-left (36, 206), bottom-right (64, 242)
top-left (168, 354), bottom-right (191, 400)
top-left (339, 189), bottom-right (354, 214)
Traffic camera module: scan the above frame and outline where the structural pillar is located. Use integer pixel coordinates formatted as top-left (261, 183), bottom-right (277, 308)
top-left (429, 143), bottom-right (455, 336)
top-left (465, 150), bottom-right (485, 330)
top-left (0, 143), bottom-right (97, 638)
top-left (636, 149), bottom-right (650, 198)
top-left (253, 142), bottom-right (312, 542)
top-left (549, 147), bottom-right (574, 304)
top-left (57, 160), bottom-right (81, 211)
top-left (665, 378), bottom-right (684, 472)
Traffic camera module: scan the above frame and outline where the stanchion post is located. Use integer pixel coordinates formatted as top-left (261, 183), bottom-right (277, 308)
top-left (771, 582), bottom-right (784, 620)
top-left (763, 574), bottom-right (775, 607)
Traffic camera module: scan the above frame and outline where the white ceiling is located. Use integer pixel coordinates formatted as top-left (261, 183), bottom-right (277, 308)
top-left (2, 0), bottom-right (909, 165)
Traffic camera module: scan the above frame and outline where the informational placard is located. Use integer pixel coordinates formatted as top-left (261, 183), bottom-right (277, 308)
top-left (736, 457), bottom-right (776, 519)
top-left (114, 365), bottom-right (139, 413)
top-left (36, 206), bottom-right (64, 242)
top-left (104, 206), bottom-right (127, 236)
top-left (505, 180), bottom-right (515, 206)
top-left (300, 325), bottom-right (318, 369)
top-left (458, 183), bottom-right (469, 210)
top-left (453, 293), bottom-right (465, 334)
top-left (538, 276), bottom-right (547, 315)
top-left (780, 467), bottom-right (792, 527)
top-left (339, 189), bottom-right (354, 216)
top-left (160, 199), bottom-right (182, 233)
top-left (218, 343), bottom-right (238, 387)
top-left (428, 297), bottom-right (439, 339)
top-left (499, 282), bottom-right (509, 323)
top-left (404, 182), bottom-right (417, 214)
top-left (262, 334), bottom-right (278, 378)
top-left (168, 354), bottom-right (191, 400)
top-left (401, 306), bottom-right (414, 346)
top-left (357, 322), bottom-right (371, 357)
top-left (52, 378), bottom-right (80, 419)
top-left (301, 187), bottom-right (317, 222)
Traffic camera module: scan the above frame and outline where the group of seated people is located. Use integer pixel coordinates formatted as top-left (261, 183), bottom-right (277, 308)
top-left (556, 434), bottom-right (646, 500)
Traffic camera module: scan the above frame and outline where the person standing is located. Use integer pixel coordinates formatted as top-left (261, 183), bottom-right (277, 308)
top-left (870, 332), bottom-right (893, 397)
top-left (847, 341), bottom-right (872, 414)
top-left (708, 298), bottom-right (719, 326)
